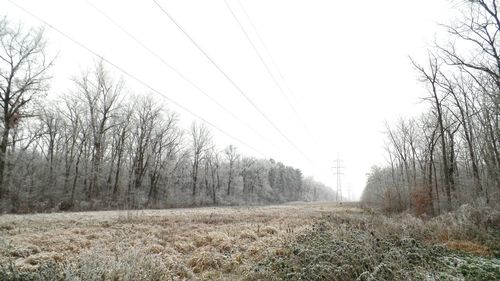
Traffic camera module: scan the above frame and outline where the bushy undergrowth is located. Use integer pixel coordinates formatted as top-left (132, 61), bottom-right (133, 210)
top-left (245, 215), bottom-right (441, 280)
top-left (244, 206), bottom-right (500, 281)
top-left (426, 204), bottom-right (500, 257)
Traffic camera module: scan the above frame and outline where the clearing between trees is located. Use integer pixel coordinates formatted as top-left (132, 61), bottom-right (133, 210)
top-left (0, 202), bottom-right (498, 280)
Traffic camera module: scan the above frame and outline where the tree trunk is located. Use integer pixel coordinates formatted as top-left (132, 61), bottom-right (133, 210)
top-left (0, 125), bottom-right (9, 199)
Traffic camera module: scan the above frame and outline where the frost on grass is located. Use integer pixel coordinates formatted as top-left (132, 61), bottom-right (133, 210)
top-left (440, 255), bottom-right (500, 280)
top-left (245, 215), bottom-right (445, 280)
top-left (0, 203), bottom-right (327, 280)
top-left (64, 245), bottom-right (185, 281)
top-left (244, 206), bottom-right (500, 281)
top-left (0, 203), bottom-right (498, 280)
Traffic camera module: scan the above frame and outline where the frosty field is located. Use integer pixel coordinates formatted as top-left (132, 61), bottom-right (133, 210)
top-left (0, 202), bottom-right (499, 280)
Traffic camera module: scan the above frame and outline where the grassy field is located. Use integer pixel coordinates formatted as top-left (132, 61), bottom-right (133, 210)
top-left (0, 202), bottom-right (498, 280)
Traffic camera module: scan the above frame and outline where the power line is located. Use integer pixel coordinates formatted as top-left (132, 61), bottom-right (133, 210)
top-left (223, 0), bottom-right (317, 144)
top-left (236, 1), bottom-right (309, 123)
top-left (332, 153), bottom-right (345, 202)
top-left (8, 0), bottom-right (268, 158)
top-left (152, 0), bottom-right (315, 165)
top-left (236, 0), bottom-right (296, 98)
top-left (84, 0), bottom-right (279, 152)
top-left (235, 1), bottom-right (333, 176)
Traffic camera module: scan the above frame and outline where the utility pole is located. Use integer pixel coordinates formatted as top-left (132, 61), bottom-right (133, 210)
top-left (332, 153), bottom-right (345, 202)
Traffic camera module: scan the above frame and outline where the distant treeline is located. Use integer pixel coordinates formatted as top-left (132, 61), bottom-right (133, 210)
top-left (362, 0), bottom-right (499, 215)
top-left (0, 18), bottom-right (337, 213)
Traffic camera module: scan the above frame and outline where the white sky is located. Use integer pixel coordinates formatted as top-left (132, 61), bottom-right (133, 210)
top-left (1, 0), bottom-right (455, 200)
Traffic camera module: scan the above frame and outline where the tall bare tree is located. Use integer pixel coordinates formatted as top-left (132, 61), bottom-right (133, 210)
top-left (0, 18), bottom-right (52, 199)
top-left (224, 145), bottom-right (239, 196)
top-left (412, 56), bottom-right (455, 210)
top-left (190, 122), bottom-right (211, 198)
top-left (74, 62), bottom-right (122, 200)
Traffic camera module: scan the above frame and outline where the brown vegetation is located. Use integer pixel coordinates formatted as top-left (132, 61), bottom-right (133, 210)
top-left (1, 202), bottom-right (498, 280)
top-left (0, 202), bottom-right (346, 280)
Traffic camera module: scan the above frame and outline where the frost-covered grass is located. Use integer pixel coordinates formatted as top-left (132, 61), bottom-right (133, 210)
top-left (244, 205), bottom-right (500, 281)
top-left (440, 254), bottom-right (500, 280)
top-left (0, 203), bottom-right (344, 280)
top-left (0, 203), bottom-right (498, 280)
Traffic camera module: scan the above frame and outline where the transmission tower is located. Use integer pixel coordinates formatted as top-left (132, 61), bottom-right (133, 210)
top-left (332, 153), bottom-right (345, 202)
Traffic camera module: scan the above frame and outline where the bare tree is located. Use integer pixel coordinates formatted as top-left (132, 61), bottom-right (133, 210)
top-left (412, 56), bottom-right (454, 210)
top-left (206, 148), bottom-right (221, 204)
top-left (224, 145), bottom-right (239, 196)
top-left (74, 61), bottom-right (122, 200)
top-left (0, 19), bottom-right (334, 211)
top-left (438, 0), bottom-right (500, 192)
top-left (241, 157), bottom-right (255, 195)
top-left (147, 109), bottom-right (181, 206)
top-left (108, 104), bottom-right (133, 201)
top-left (190, 122), bottom-right (211, 198)
top-left (38, 103), bottom-right (63, 191)
top-left (0, 18), bottom-right (52, 199)
top-left (126, 95), bottom-right (162, 206)
top-left (364, 0), bottom-right (500, 212)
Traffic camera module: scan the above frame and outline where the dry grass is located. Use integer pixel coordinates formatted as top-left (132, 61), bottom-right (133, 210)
top-left (445, 240), bottom-right (491, 256)
top-left (0, 202), bottom-right (350, 280)
top-left (1, 203), bottom-right (498, 280)
top-left (243, 206), bottom-right (500, 281)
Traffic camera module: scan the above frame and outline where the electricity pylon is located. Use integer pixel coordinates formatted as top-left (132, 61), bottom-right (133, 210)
top-left (332, 153), bottom-right (345, 202)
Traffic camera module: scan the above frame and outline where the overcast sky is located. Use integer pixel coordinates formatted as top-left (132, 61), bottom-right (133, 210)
top-left (1, 0), bottom-right (455, 199)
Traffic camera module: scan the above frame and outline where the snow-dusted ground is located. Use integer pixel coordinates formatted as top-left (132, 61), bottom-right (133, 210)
top-left (0, 203), bottom-right (497, 280)
top-left (0, 202), bottom-right (356, 279)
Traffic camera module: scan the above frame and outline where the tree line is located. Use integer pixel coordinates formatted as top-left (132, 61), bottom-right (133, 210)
top-left (0, 17), bottom-right (337, 213)
top-left (362, 0), bottom-right (499, 215)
